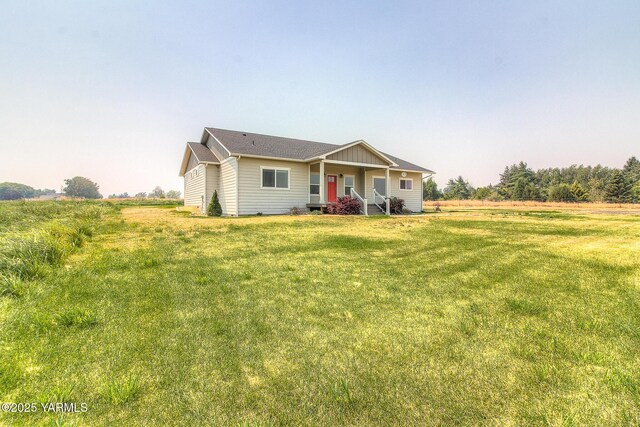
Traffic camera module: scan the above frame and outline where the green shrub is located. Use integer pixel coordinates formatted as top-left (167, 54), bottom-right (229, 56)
top-left (207, 191), bottom-right (222, 216)
top-left (547, 183), bottom-right (575, 202)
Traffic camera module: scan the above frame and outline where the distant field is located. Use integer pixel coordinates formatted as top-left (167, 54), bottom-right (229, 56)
top-left (1, 201), bottom-right (639, 425)
top-left (425, 199), bottom-right (640, 212)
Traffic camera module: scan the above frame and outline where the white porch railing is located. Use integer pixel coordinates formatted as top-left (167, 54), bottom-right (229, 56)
top-left (372, 188), bottom-right (386, 213)
top-left (350, 188), bottom-right (368, 215)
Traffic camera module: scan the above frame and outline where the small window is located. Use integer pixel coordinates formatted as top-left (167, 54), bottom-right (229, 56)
top-left (261, 167), bottom-right (289, 189)
top-left (344, 175), bottom-right (354, 196)
top-left (191, 169), bottom-right (198, 178)
top-left (400, 178), bottom-right (413, 190)
top-left (310, 173), bottom-right (320, 195)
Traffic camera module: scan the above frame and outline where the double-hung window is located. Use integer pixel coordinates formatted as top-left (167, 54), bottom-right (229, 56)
top-left (310, 173), bottom-right (320, 195)
top-left (399, 178), bottom-right (413, 190)
top-left (261, 167), bottom-right (289, 189)
top-left (344, 175), bottom-right (354, 196)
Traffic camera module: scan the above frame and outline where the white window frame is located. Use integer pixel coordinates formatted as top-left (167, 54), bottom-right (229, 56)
top-left (399, 178), bottom-right (413, 191)
top-left (260, 166), bottom-right (290, 190)
top-left (343, 175), bottom-right (355, 196)
top-left (310, 172), bottom-right (320, 195)
top-left (372, 176), bottom-right (386, 196)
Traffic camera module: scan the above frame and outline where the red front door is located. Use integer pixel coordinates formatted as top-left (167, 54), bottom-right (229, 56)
top-left (327, 175), bottom-right (338, 202)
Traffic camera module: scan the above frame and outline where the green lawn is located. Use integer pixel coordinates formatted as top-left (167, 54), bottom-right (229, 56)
top-left (1, 202), bottom-right (639, 426)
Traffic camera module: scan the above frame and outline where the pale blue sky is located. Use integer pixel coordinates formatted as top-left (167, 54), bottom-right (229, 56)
top-left (1, 1), bottom-right (639, 196)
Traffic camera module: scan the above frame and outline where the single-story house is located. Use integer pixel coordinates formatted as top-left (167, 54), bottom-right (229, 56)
top-left (179, 128), bottom-right (434, 215)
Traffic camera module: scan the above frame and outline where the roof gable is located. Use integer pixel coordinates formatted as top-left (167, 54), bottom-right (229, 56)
top-left (178, 142), bottom-right (220, 176)
top-left (319, 140), bottom-right (396, 166)
top-left (198, 127), bottom-right (434, 173)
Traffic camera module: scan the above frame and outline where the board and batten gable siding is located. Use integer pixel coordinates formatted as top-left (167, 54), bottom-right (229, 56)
top-left (326, 144), bottom-right (388, 166)
top-left (238, 157), bottom-right (309, 215)
top-left (184, 164), bottom-right (207, 212)
top-left (219, 157), bottom-right (238, 216)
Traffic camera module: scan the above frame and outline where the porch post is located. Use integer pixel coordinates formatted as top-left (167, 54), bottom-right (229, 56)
top-left (385, 167), bottom-right (390, 215)
top-left (319, 160), bottom-right (325, 204)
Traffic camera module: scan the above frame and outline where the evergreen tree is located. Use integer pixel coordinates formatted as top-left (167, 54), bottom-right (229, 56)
top-left (631, 183), bottom-right (640, 204)
top-left (570, 181), bottom-right (588, 201)
top-left (622, 156), bottom-right (640, 182)
top-left (472, 187), bottom-right (492, 200)
top-left (548, 183), bottom-right (574, 202)
top-left (443, 176), bottom-right (474, 200)
top-left (422, 177), bottom-right (442, 200)
top-left (207, 190), bottom-right (222, 216)
top-left (605, 170), bottom-right (630, 203)
top-left (623, 157), bottom-right (640, 202)
top-left (498, 162), bottom-right (538, 200)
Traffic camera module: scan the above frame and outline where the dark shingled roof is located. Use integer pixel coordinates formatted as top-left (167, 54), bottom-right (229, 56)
top-left (201, 128), bottom-right (434, 173)
top-left (187, 141), bottom-right (220, 163)
top-left (205, 128), bottom-right (339, 160)
top-left (383, 152), bottom-right (434, 174)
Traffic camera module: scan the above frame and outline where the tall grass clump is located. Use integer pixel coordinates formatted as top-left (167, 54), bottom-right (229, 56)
top-left (0, 273), bottom-right (26, 298)
top-left (53, 308), bottom-right (99, 328)
top-left (0, 233), bottom-right (66, 279)
top-left (104, 374), bottom-right (140, 405)
top-left (0, 201), bottom-right (113, 283)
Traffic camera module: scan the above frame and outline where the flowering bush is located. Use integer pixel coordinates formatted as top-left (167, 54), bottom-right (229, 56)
top-left (326, 196), bottom-right (362, 215)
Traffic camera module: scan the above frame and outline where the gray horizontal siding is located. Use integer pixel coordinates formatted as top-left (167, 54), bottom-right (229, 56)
top-left (389, 171), bottom-right (423, 212)
top-left (219, 157), bottom-right (238, 215)
top-left (184, 164), bottom-right (206, 212)
top-left (363, 170), bottom-right (423, 212)
top-left (205, 164), bottom-right (219, 207)
top-left (238, 158), bottom-right (309, 215)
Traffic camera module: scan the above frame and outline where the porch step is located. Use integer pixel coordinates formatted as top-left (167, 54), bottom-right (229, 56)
top-left (367, 204), bottom-right (385, 215)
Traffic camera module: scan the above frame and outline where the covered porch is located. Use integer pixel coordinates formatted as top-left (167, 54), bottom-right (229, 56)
top-left (306, 159), bottom-right (390, 215)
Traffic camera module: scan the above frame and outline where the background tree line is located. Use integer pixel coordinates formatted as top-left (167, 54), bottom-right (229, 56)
top-left (424, 156), bottom-right (640, 203)
top-left (0, 177), bottom-right (182, 200)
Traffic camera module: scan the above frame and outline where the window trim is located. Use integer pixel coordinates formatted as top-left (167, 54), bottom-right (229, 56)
top-left (260, 166), bottom-right (291, 190)
top-left (309, 172), bottom-right (320, 195)
top-left (399, 178), bottom-right (413, 191)
top-left (343, 174), bottom-right (355, 196)
top-left (372, 176), bottom-right (386, 197)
